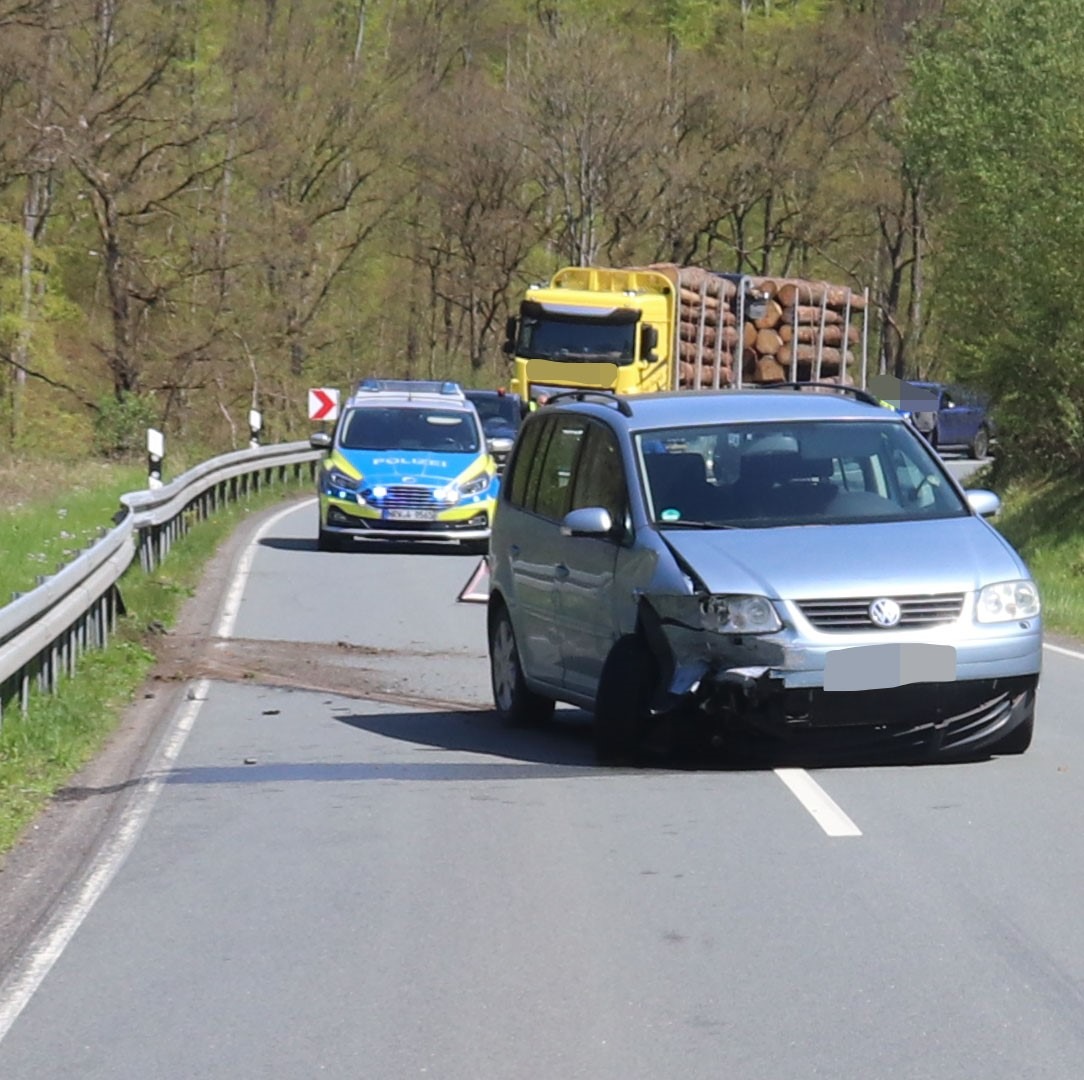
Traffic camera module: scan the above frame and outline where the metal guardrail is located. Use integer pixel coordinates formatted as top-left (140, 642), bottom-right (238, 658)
top-left (0, 441), bottom-right (321, 725)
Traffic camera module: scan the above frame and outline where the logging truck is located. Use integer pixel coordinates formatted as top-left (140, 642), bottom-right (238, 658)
top-left (503, 264), bottom-right (870, 409)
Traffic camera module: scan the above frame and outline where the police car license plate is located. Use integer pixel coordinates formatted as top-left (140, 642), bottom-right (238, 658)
top-left (385, 508), bottom-right (437, 522)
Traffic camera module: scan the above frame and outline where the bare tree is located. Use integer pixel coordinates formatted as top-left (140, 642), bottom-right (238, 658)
top-left (403, 69), bottom-right (551, 375)
top-left (510, 20), bottom-right (661, 267)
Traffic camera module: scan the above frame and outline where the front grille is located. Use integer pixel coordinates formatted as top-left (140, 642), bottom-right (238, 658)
top-left (376, 485), bottom-right (436, 509)
top-left (797, 593), bottom-right (965, 631)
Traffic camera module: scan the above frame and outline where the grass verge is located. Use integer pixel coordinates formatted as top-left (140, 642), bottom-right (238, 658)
top-left (0, 462), bottom-right (147, 602)
top-left (995, 475), bottom-right (1084, 639)
top-left (0, 486), bottom-right (305, 855)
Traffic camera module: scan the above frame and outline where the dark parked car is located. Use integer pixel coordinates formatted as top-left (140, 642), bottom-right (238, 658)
top-left (903, 382), bottom-right (994, 459)
top-left (464, 389), bottom-right (522, 472)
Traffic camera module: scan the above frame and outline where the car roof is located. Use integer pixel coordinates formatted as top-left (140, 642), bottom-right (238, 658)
top-left (546, 388), bottom-right (899, 431)
top-left (345, 379), bottom-right (476, 413)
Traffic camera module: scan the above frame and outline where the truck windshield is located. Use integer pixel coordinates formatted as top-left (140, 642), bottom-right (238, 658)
top-left (340, 407), bottom-right (480, 454)
top-left (517, 315), bottom-right (636, 364)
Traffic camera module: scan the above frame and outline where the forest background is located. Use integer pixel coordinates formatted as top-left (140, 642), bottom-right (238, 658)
top-left (0, 0), bottom-right (1079, 474)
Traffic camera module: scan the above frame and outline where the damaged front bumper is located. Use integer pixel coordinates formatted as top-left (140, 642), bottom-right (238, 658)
top-left (645, 594), bottom-right (1041, 758)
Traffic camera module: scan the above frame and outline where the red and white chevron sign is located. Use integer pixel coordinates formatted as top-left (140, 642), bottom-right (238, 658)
top-left (308, 388), bottom-right (340, 422)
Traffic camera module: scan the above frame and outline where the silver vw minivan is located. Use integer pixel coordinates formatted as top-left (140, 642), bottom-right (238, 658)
top-left (486, 388), bottom-right (1040, 764)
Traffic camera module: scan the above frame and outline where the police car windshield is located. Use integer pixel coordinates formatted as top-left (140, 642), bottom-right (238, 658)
top-left (341, 407), bottom-right (480, 453)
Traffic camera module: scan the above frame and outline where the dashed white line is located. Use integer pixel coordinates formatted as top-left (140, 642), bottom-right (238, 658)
top-left (775, 768), bottom-right (863, 837)
top-left (0, 680), bottom-right (211, 1046)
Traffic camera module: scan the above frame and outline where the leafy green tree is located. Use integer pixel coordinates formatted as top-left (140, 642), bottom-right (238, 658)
top-left (906, 0), bottom-right (1084, 472)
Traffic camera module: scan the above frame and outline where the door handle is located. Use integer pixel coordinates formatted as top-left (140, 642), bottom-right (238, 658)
top-left (509, 544), bottom-right (520, 556)
top-left (555, 564), bottom-right (570, 580)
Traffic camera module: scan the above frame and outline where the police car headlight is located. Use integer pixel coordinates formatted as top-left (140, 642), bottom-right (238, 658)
top-left (699, 595), bottom-right (782, 634)
top-left (433, 484), bottom-right (459, 505)
top-left (325, 468), bottom-right (360, 497)
top-left (458, 474), bottom-right (491, 498)
top-left (976, 581), bottom-right (1040, 623)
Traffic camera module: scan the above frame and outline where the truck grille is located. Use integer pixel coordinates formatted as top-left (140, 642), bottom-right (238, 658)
top-left (797, 593), bottom-right (965, 630)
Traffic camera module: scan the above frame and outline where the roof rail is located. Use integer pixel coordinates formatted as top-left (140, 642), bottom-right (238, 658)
top-left (542, 389), bottom-right (633, 417)
top-left (759, 381), bottom-right (884, 410)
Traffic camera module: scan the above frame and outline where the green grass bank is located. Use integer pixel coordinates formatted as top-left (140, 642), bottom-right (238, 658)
top-left (0, 462), bottom-right (306, 855)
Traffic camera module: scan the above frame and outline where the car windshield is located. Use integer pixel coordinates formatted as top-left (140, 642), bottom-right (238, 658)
top-left (637, 420), bottom-right (969, 529)
top-left (516, 314), bottom-right (636, 364)
top-left (468, 394), bottom-right (520, 435)
top-left (340, 407), bottom-right (480, 453)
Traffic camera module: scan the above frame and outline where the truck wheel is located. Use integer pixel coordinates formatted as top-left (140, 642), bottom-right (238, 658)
top-left (489, 604), bottom-right (554, 726)
top-left (968, 425), bottom-right (990, 460)
top-left (593, 635), bottom-right (659, 766)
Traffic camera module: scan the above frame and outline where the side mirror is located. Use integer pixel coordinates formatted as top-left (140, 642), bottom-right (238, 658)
top-left (640, 324), bottom-right (659, 362)
top-left (560, 506), bottom-right (614, 538)
top-left (503, 315), bottom-right (518, 356)
top-left (309, 432), bottom-right (332, 450)
top-left (487, 436), bottom-right (514, 456)
top-left (966, 490), bottom-right (1000, 518)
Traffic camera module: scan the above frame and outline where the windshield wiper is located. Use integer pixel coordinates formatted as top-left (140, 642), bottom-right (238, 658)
top-left (656, 519), bottom-right (739, 530)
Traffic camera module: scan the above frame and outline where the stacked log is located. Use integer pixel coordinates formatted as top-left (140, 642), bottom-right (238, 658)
top-left (741, 276), bottom-right (866, 385)
top-left (647, 265), bottom-right (746, 389)
top-left (631, 264), bottom-right (866, 389)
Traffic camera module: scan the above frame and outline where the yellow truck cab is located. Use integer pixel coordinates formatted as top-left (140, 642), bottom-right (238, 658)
top-left (504, 264), bottom-right (870, 407)
top-left (503, 266), bottom-right (673, 409)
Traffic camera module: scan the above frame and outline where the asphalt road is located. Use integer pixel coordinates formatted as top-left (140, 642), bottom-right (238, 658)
top-left (2, 486), bottom-right (1082, 1080)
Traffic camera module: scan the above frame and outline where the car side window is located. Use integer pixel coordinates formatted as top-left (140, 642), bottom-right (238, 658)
top-left (570, 422), bottom-right (628, 524)
top-left (533, 416), bottom-right (588, 521)
top-left (505, 415), bottom-right (547, 509)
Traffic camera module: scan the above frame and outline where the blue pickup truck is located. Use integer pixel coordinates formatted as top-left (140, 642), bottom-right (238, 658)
top-left (903, 381), bottom-right (994, 459)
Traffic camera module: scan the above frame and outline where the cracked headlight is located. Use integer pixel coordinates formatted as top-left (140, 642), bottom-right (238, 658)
top-left (976, 580), bottom-right (1040, 623)
top-left (699, 595), bottom-right (782, 634)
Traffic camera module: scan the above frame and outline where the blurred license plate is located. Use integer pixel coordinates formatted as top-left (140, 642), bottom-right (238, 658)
top-left (385, 508), bottom-right (437, 521)
top-left (824, 643), bottom-right (956, 692)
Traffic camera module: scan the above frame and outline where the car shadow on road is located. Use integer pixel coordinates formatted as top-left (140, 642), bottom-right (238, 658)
top-left (331, 705), bottom-right (602, 775)
top-left (259, 535), bottom-right (484, 557)
top-left (326, 706), bottom-right (961, 775)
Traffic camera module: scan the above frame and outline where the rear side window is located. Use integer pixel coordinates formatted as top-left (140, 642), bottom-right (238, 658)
top-left (505, 416), bottom-right (547, 508)
top-left (534, 417), bottom-right (589, 521)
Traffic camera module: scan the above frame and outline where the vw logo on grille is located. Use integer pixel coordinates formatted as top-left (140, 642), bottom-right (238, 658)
top-left (868, 598), bottom-right (902, 628)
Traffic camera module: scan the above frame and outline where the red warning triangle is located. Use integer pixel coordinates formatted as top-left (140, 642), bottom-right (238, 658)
top-left (457, 557), bottom-right (490, 603)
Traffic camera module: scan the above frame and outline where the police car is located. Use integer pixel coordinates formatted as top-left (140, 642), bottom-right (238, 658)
top-left (309, 380), bottom-right (499, 552)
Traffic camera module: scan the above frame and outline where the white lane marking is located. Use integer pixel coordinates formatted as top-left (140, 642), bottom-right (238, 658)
top-left (0, 680), bottom-right (211, 1046)
top-left (775, 768), bottom-right (863, 838)
top-left (215, 498), bottom-right (315, 639)
top-left (1044, 642), bottom-right (1084, 661)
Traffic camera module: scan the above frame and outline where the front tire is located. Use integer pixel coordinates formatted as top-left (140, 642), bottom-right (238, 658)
top-left (593, 635), bottom-right (659, 766)
top-left (317, 526), bottom-right (343, 552)
top-left (968, 425), bottom-right (990, 460)
top-left (488, 604), bottom-right (555, 726)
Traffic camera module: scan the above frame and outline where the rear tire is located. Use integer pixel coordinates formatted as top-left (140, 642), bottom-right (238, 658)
top-left (593, 635), bottom-right (659, 766)
top-left (488, 604), bottom-right (555, 726)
